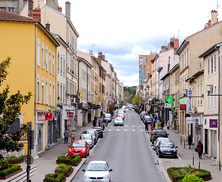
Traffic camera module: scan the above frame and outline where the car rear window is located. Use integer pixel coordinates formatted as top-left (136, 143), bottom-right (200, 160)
top-left (156, 131), bottom-right (167, 135)
top-left (71, 142), bottom-right (85, 148)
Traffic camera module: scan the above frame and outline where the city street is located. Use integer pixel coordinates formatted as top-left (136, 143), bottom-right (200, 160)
top-left (72, 110), bottom-right (165, 182)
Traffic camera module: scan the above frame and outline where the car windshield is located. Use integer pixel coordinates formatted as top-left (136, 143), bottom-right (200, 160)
top-left (80, 135), bottom-right (91, 140)
top-left (105, 114), bottom-right (111, 118)
top-left (144, 116), bottom-right (152, 120)
top-left (118, 114), bottom-right (124, 116)
top-left (160, 142), bottom-right (174, 148)
top-left (87, 163), bottom-right (108, 171)
top-left (115, 118), bottom-right (122, 121)
top-left (71, 142), bottom-right (85, 148)
top-left (157, 131), bottom-right (167, 135)
top-left (87, 130), bottom-right (95, 136)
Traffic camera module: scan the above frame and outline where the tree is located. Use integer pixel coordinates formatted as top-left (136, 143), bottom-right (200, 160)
top-left (132, 94), bottom-right (142, 106)
top-left (0, 57), bottom-right (32, 160)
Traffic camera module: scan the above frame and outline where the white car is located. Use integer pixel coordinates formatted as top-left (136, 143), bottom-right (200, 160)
top-left (79, 134), bottom-right (94, 149)
top-left (153, 137), bottom-right (170, 152)
top-left (82, 161), bottom-right (113, 182)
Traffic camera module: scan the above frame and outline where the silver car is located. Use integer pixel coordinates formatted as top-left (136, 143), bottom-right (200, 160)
top-left (82, 129), bottom-right (98, 144)
top-left (103, 113), bottom-right (112, 122)
top-left (114, 117), bottom-right (124, 126)
top-left (79, 134), bottom-right (94, 149)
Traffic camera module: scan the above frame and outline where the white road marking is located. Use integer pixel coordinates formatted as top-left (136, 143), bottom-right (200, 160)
top-left (125, 125), bottom-right (128, 127)
top-left (108, 129), bottom-right (111, 131)
top-left (140, 125), bottom-right (142, 127)
top-left (132, 125), bottom-right (135, 127)
top-left (116, 129), bottom-right (120, 131)
top-left (132, 129), bottom-right (135, 131)
top-left (124, 129), bottom-right (127, 131)
top-left (141, 130), bottom-right (144, 132)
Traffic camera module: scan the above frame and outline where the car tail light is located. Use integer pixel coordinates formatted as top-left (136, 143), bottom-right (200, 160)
top-left (100, 131), bottom-right (103, 133)
top-left (153, 136), bottom-right (155, 139)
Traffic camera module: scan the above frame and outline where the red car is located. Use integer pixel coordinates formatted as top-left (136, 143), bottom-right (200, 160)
top-left (118, 113), bottom-right (125, 120)
top-left (68, 140), bottom-right (90, 158)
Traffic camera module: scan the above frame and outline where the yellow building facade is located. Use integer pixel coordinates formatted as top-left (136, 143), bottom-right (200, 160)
top-left (0, 11), bottom-right (59, 157)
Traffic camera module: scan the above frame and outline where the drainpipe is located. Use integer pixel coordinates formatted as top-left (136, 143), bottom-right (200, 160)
top-left (215, 46), bottom-right (221, 169)
top-left (34, 25), bottom-right (37, 157)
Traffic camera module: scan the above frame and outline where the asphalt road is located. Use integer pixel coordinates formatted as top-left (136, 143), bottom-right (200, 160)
top-left (72, 110), bottom-right (165, 182)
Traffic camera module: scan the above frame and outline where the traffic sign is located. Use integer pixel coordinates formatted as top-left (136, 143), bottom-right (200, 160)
top-left (164, 103), bottom-right (171, 108)
top-left (180, 104), bottom-right (186, 111)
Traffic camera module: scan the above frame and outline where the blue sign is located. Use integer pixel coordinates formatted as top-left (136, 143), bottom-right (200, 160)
top-left (108, 100), bottom-right (110, 104)
top-left (188, 87), bottom-right (192, 112)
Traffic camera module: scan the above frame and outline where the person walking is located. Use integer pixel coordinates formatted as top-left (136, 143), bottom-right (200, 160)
top-left (151, 123), bottom-right (154, 132)
top-left (167, 120), bottom-right (171, 130)
top-left (70, 130), bottom-right (76, 143)
top-left (161, 119), bottom-right (164, 129)
top-left (144, 120), bottom-right (148, 132)
top-left (188, 134), bottom-right (192, 149)
top-left (196, 140), bottom-right (203, 159)
top-left (99, 119), bottom-right (101, 127)
top-left (93, 115), bottom-right (97, 127)
top-left (63, 130), bottom-right (69, 144)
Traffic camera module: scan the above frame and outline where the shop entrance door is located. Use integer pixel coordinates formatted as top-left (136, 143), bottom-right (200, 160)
top-left (205, 129), bottom-right (208, 154)
top-left (37, 124), bottom-right (43, 152)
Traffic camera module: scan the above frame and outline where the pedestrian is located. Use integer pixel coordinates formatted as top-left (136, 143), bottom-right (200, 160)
top-left (188, 134), bottom-right (192, 149)
top-left (167, 120), bottom-right (171, 130)
top-left (151, 123), bottom-right (154, 132)
top-left (161, 119), bottom-right (164, 129)
top-left (99, 119), bottom-right (101, 127)
top-left (144, 120), bottom-right (148, 132)
top-left (63, 130), bottom-right (69, 144)
top-left (70, 130), bottom-right (76, 143)
top-left (93, 115), bottom-right (97, 127)
top-left (196, 140), bottom-right (203, 159)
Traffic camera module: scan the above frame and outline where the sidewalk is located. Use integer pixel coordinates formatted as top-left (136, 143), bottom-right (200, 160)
top-left (15, 118), bottom-right (105, 182)
top-left (159, 127), bottom-right (222, 182)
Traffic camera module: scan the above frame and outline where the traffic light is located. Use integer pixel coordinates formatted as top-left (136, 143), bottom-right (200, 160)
top-left (180, 104), bottom-right (186, 111)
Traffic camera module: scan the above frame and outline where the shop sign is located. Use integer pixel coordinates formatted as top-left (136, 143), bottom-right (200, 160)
top-left (100, 97), bottom-right (104, 101)
top-left (45, 112), bottom-right (53, 121)
top-left (67, 111), bottom-right (74, 118)
top-left (186, 117), bottom-right (193, 124)
top-left (209, 119), bottom-right (217, 128)
top-left (37, 113), bottom-right (45, 121)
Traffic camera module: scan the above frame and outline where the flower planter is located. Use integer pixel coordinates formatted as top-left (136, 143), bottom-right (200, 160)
top-left (0, 168), bottom-right (22, 180)
top-left (167, 169), bottom-right (212, 182)
top-left (43, 177), bottom-right (66, 182)
top-left (65, 168), bottom-right (73, 177)
top-left (56, 158), bottom-right (82, 166)
top-left (7, 160), bottom-right (24, 164)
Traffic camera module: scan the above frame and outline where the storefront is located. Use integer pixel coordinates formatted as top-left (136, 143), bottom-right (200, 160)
top-left (36, 112), bottom-right (47, 153)
top-left (62, 105), bottom-right (75, 136)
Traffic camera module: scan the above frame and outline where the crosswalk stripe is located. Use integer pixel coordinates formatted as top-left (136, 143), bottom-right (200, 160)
top-left (132, 129), bottom-right (135, 131)
top-left (116, 129), bottom-right (120, 131)
top-left (132, 125), bottom-right (135, 127)
top-left (124, 129), bottom-right (127, 131)
top-left (108, 129), bottom-right (111, 131)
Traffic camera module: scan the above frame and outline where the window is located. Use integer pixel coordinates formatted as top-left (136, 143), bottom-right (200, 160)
top-left (0, 7), bottom-right (6, 10)
top-left (57, 52), bottom-right (60, 73)
top-left (53, 83), bottom-right (55, 106)
top-left (61, 56), bottom-right (63, 75)
top-left (214, 85), bottom-right (217, 110)
top-left (60, 84), bottom-right (62, 104)
top-left (63, 84), bottom-right (65, 103)
top-left (214, 53), bottom-right (217, 73)
top-left (42, 77), bottom-right (44, 103)
top-left (37, 75), bottom-right (40, 102)
top-left (8, 7), bottom-right (15, 13)
top-left (200, 81), bottom-right (202, 105)
top-left (208, 57), bottom-right (210, 76)
top-left (46, 47), bottom-right (48, 71)
top-left (208, 92), bottom-right (210, 110)
top-left (49, 81), bottom-right (51, 105)
top-left (57, 82), bottom-right (59, 103)
top-left (187, 49), bottom-right (189, 65)
top-left (37, 39), bottom-right (40, 66)
top-left (211, 55), bottom-right (213, 74)
top-left (53, 53), bottom-right (55, 75)
top-left (63, 57), bottom-right (65, 76)
top-left (49, 50), bottom-right (51, 73)
top-left (46, 79), bottom-right (48, 104)
top-left (42, 43), bottom-right (44, 69)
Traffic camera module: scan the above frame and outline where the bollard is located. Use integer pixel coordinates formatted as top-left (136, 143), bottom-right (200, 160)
top-left (199, 160), bottom-right (200, 169)
top-left (193, 154), bottom-right (194, 165)
top-left (184, 139), bottom-right (185, 148)
top-left (180, 137), bottom-right (182, 145)
top-left (219, 161), bottom-right (221, 171)
top-left (102, 124), bottom-right (105, 131)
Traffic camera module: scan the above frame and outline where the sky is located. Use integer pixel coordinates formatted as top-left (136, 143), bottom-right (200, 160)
top-left (59, 0), bottom-right (221, 87)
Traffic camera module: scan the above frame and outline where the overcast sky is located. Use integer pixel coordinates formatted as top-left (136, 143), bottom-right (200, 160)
top-left (59, 0), bottom-right (220, 86)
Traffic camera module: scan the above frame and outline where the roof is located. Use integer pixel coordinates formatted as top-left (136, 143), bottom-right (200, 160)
top-left (0, 9), bottom-right (37, 22)
top-left (198, 42), bottom-right (222, 58)
top-left (185, 70), bottom-right (204, 82)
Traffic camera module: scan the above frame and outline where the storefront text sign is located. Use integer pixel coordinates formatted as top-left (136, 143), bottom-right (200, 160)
top-left (67, 112), bottom-right (74, 118)
top-left (187, 117), bottom-right (193, 124)
top-left (209, 119), bottom-right (217, 128)
top-left (37, 113), bottom-right (45, 121)
top-left (45, 112), bottom-right (53, 121)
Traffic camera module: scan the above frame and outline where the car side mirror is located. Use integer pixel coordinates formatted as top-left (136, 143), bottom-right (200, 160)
top-left (167, 134), bottom-right (169, 135)
top-left (82, 169), bottom-right (85, 172)
top-left (68, 145), bottom-right (70, 147)
top-left (175, 146), bottom-right (178, 148)
top-left (109, 169), bottom-right (113, 172)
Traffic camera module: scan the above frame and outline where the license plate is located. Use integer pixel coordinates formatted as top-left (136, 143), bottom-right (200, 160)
top-left (73, 153), bottom-right (79, 155)
top-left (166, 152), bottom-right (171, 154)
top-left (92, 180), bottom-right (100, 182)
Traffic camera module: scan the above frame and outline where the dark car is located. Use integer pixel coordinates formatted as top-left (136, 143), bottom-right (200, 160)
top-left (92, 127), bottom-right (104, 138)
top-left (156, 141), bottom-right (178, 158)
top-left (150, 129), bottom-right (169, 144)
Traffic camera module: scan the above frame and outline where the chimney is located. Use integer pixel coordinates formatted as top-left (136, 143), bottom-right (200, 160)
top-left (46, 21), bottom-right (50, 32)
top-left (28, 0), bottom-right (33, 18)
top-left (46, 0), bottom-right (58, 10)
top-left (65, 1), bottom-right (71, 19)
top-left (58, 6), bottom-right (62, 13)
top-left (211, 10), bottom-right (218, 25)
top-left (98, 52), bottom-right (102, 62)
top-left (168, 56), bottom-right (170, 73)
top-left (33, 8), bottom-right (41, 22)
top-left (174, 38), bottom-right (179, 49)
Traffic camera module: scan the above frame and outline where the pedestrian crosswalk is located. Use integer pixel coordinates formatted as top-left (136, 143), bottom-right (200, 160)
top-left (106, 125), bottom-right (145, 132)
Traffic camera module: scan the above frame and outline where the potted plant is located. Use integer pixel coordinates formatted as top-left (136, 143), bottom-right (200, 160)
top-left (0, 160), bottom-right (22, 180)
top-left (6, 155), bottom-right (25, 164)
top-left (56, 155), bottom-right (81, 166)
top-left (44, 173), bottom-right (65, 182)
top-left (55, 163), bottom-right (73, 177)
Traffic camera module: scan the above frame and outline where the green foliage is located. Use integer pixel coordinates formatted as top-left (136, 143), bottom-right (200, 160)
top-left (57, 155), bottom-right (81, 165)
top-left (6, 155), bottom-right (24, 163)
top-left (44, 173), bottom-right (64, 182)
top-left (55, 164), bottom-right (72, 176)
top-left (132, 94), bottom-right (142, 106)
top-left (0, 57), bottom-right (32, 159)
top-left (178, 174), bottom-right (204, 182)
top-left (0, 164), bottom-right (20, 176)
top-left (168, 166), bottom-right (211, 180)
top-left (0, 160), bottom-right (9, 170)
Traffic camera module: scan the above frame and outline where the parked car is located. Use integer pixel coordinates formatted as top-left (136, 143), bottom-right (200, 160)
top-left (153, 137), bottom-right (170, 151)
top-left (79, 134), bottom-right (94, 149)
top-left (118, 109), bottom-right (125, 114)
top-left (103, 113), bottom-right (112, 122)
top-left (142, 115), bottom-right (153, 124)
top-left (82, 129), bottom-right (98, 145)
top-left (114, 117), bottom-right (124, 126)
top-left (93, 127), bottom-right (104, 138)
top-left (150, 129), bottom-right (169, 144)
top-left (82, 160), bottom-right (113, 182)
top-left (68, 140), bottom-right (89, 158)
top-left (140, 111), bottom-right (146, 119)
top-left (156, 141), bottom-right (178, 158)
top-left (118, 113), bottom-right (125, 120)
